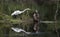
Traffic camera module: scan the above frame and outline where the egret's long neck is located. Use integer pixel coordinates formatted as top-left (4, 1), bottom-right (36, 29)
top-left (22, 9), bottom-right (28, 13)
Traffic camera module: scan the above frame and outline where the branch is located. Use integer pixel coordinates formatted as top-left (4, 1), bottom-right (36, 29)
top-left (54, 0), bottom-right (59, 37)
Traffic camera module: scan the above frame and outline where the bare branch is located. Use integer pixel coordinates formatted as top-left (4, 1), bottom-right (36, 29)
top-left (54, 0), bottom-right (59, 37)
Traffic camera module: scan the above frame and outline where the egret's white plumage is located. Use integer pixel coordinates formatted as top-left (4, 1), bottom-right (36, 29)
top-left (11, 10), bottom-right (21, 16)
top-left (11, 8), bottom-right (30, 16)
top-left (11, 27), bottom-right (31, 34)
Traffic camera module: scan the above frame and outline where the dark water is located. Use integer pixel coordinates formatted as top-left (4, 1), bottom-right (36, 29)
top-left (0, 24), bottom-right (59, 37)
top-left (0, 27), bottom-right (58, 37)
top-left (0, 31), bottom-right (57, 37)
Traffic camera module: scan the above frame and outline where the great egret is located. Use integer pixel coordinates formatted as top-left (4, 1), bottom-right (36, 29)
top-left (11, 8), bottom-right (31, 16)
top-left (11, 27), bottom-right (31, 34)
top-left (11, 27), bottom-right (49, 35)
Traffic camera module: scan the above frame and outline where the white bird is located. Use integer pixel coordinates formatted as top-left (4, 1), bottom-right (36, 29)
top-left (11, 27), bottom-right (31, 34)
top-left (11, 8), bottom-right (31, 16)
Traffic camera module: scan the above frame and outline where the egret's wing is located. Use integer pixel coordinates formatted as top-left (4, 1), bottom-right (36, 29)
top-left (11, 10), bottom-right (21, 16)
top-left (11, 11), bottom-right (17, 15)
